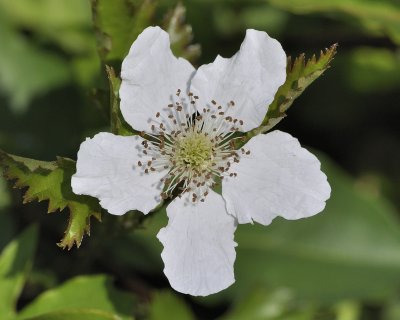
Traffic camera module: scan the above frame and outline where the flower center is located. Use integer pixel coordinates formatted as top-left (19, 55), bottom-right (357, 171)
top-left (138, 89), bottom-right (249, 203)
top-left (175, 132), bottom-right (213, 169)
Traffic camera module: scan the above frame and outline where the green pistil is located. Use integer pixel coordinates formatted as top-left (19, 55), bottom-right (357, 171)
top-left (175, 133), bottom-right (213, 170)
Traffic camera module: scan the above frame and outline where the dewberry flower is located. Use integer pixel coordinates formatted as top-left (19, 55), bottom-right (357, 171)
top-left (72, 26), bottom-right (331, 296)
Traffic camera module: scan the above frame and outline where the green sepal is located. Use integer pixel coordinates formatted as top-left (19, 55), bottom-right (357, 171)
top-left (244, 44), bottom-right (338, 143)
top-left (0, 150), bottom-right (101, 250)
top-left (163, 3), bottom-right (201, 62)
top-left (106, 65), bottom-right (138, 136)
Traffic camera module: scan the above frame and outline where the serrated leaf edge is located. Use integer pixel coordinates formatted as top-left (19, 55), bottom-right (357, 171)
top-left (0, 150), bottom-right (101, 250)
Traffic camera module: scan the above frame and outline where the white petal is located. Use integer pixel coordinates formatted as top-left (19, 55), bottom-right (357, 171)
top-left (157, 191), bottom-right (237, 296)
top-left (222, 131), bottom-right (331, 225)
top-left (190, 29), bottom-right (286, 132)
top-left (71, 132), bottom-right (166, 215)
top-left (120, 26), bottom-right (195, 133)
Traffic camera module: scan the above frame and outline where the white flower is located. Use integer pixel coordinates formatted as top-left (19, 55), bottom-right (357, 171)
top-left (71, 26), bottom-right (331, 296)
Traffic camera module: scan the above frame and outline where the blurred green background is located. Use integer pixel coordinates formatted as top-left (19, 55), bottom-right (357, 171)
top-left (0, 0), bottom-right (399, 319)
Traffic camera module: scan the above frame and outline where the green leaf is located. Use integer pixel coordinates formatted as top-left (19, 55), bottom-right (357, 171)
top-left (0, 210), bottom-right (16, 251)
top-left (334, 301), bottom-right (362, 320)
top-left (0, 0), bottom-right (94, 54)
top-left (21, 309), bottom-right (124, 320)
top-left (0, 13), bottom-right (70, 112)
top-left (91, 0), bottom-right (156, 63)
top-left (221, 288), bottom-right (317, 320)
top-left (106, 66), bottom-right (138, 136)
top-left (148, 290), bottom-right (194, 320)
top-left (346, 47), bottom-right (400, 93)
top-left (0, 175), bottom-right (11, 210)
top-left (162, 3), bottom-right (201, 63)
top-left (245, 44), bottom-right (337, 141)
top-left (0, 150), bottom-right (101, 249)
top-left (383, 296), bottom-right (400, 320)
top-left (0, 0), bottom-right (99, 105)
top-left (0, 225), bottom-right (38, 320)
top-left (17, 275), bottom-right (135, 320)
top-left (266, 0), bottom-right (400, 45)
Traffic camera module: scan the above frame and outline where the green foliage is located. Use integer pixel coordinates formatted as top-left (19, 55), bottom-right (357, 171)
top-left (0, 0), bottom-right (94, 52)
top-left (17, 275), bottom-right (135, 320)
top-left (347, 47), bottom-right (400, 93)
top-left (0, 231), bottom-right (136, 320)
top-left (0, 226), bottom-right (38, 320)
top-left (265, 0), bottom-right (400, 44)
top-left (221, 288), bottom-right (317, 320)
top-left (384, 297), bottom-right (400, 320)
top-left (0, 14), bottom-right (71, 112)
top-left (21, 310), bottom-right (124, 320)
top-left (0, 150), bottom-right (101, 250)
top-left (91, 0), bottom-right (200, 65)
top-left (148, 291), bottom-right (195, 320)
top-left (0, 0), bottom-right (98, 111)
top-left (91, 0), bottom-right (156, 63)
top-left (246, 44), bottom-right (337, 140)
top-left (0, 175), bottom-right (11, 210)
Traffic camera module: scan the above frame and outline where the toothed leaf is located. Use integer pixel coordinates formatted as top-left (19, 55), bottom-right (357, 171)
top-left (0, 150), bottom-right (101, 250)
top-left (246, 44), bottom-right (338, 140)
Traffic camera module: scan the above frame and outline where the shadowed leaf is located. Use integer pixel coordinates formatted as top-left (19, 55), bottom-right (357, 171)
top-left (148, 290), bottom-right (194, 320)
top-left (21, 309), bottom-right (123, 320)
top-left (266, 0), bottom-right (400, 45)
top-left (0, 225), bottom-right (38, 320)
top-left (0, 150), bottom-right (101, 250)
top-left (17, 275), bottom-right (135, 320)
